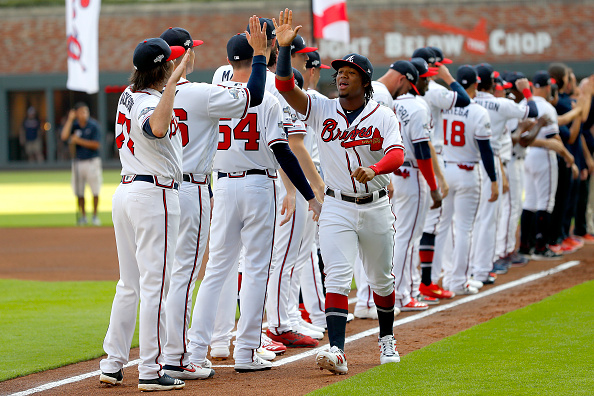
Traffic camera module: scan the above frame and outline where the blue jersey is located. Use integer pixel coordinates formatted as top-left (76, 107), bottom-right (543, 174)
top-left (72, 118), bottom-right (100, 160)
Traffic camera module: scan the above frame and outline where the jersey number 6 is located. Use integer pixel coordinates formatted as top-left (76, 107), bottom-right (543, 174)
top-left (443, 119), bottom-right (466, 147)
top-left (218, 113), bottom-right (259, 151)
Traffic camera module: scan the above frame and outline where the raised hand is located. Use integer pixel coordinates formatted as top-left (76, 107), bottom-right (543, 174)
top-left (169, 49), bottom-right (191, 84)
top-left (273, 8), bottom-right (302, 47)
top-left (246, 15), bottom-right (267, 57)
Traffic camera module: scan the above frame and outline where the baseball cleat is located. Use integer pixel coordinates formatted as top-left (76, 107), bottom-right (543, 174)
top-left (256, 347), bottom-right (277, 361)
top-left (266, 329), bottom-right (319, 347)
top-left (418, 282), bottom-right (455, 299)
top-left (210, 345), bottom-right (230, 360)
top-left (532, 248), bottom-right (562, 261)
top-left (261, 332), bottom-right (287, 354)
top-left (298, 319), bottom-right (326, 334)
top-left (294, 323), bottom-right (324, 340)
top-left (417, 294), bottom-right (440, 305)
top-left (400, 298), bottom-right (429, 311)
top-left (451, 283), bottom-right (479, 295)
top-left (580, 233), bottom-right (594, 244)
top-left (492, 258), bottom-right (510, 274)
top-left (138, 373), bottom-right (185, 391)
top-left (354, 306), bottom-right (379, 319)
top-left (162, 362), bottom-right (215, 380)
top-left (509, 252), bottom-right (529, 267)
top-left (316, 346), bottom-right (348, 375)
top-left (346, 313), bottom-right (355, 323)
top-left (234, 355), bottom-right (273, 372)
top-left (100, 369), bottom-right (123, 385)
top-left (378, 335), bottom-right (400, 364)
top-left (467, 278), bottom-right (483, 289)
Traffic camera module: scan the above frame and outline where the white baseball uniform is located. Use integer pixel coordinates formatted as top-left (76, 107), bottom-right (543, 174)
top-left (188, 83), bottom-right (287, 365)
top-left (471, 91), bottom-right (532, 281)
top-left (162, 78), bottom-right (250, 367)
top-left (523, 96), bottom-right (559, 213)
top-left (437, 101), bottom-right (493, 292)
top-left (371, 81), bottom-right (394, 109)
top-left (101, 87), bottom-right (182, 380)
top-left (299, 94), bottom-right (403, 298)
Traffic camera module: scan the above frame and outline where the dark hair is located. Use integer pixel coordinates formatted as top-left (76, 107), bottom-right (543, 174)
top-left (229, 58), bottom-right (253, 70)
top-left (548, 63), bottom-right (567, 90)
top-left (129, 62), bottom-right (172, 92)
top-left (477, 77), bottom-right (494, 92)
top-left (332, 70), bottom-right (374, 103)
top-left (74, 102), bottom-right (88, 110)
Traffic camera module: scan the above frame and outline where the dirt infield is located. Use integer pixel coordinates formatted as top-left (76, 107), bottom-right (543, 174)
top-left (1, 227), bottom-right (593, 395)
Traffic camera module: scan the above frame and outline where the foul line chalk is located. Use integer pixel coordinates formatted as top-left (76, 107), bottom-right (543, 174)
top-left (10, 260), bottom-right (579, 395)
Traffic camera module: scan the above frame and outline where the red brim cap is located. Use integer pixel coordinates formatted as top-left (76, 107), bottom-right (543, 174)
top-left (420, 67), bottom-right (439, 78)
top-left (193, 40), bottom-right (204, 47)
top-left (495, 85), bottom-right (504, 91)
top-left (167, 46), bottom-right (186, 61)
top-left (502, 82), bottom-right (513, 89)
top-left (550, 78), bottom-right (557, 84)
top-left (320, 63), bottom-right (331, 69)
top-left (296, 46), bottom-right (319, 53)
top-left (493, 71), bottom-right (500, 78)
top-left (410, 81), bottom-right (420, 95)
top-left (441, 58), bottom-right (453, 64)
top-left (434, 61), bottom-right (443, 66)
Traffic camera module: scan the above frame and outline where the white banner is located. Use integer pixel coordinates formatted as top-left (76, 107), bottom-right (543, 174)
top-left (313, 0), bottom-right (350, 44)
top-left (66, 0), bottom-right (101, 94)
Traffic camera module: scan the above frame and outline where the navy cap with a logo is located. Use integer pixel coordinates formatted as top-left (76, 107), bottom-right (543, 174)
top-left (428, 47), bottom-right (453, 65)
top-left (305, 51), bottom-right (330, 69)
top-left (474, 63), bottom-right (501, 86)
top-left (412, 47), bottom-right (437, 65)
top-left (246, 17), bottom-right (276, 40)
top-left (457, 65), bottom-right (478, 88)
top-left (390, 60), bottom-right (420, 95)
top-left (503, 71), bottom-right (527, 87)
top-left (291, 34), bottom-right (318, 55)
top-left (533, 70), bottom-right (552, 88)
top-left (410, 57), bottom-right (438, 78)
top-left (227, 33), bottom-right (253, 61)
top-left (331, 53), bottom-right (374, 81)
top-left (133, 38), bottom-right (185, 72)
top-left (160, 28), bottom-right (203, 55)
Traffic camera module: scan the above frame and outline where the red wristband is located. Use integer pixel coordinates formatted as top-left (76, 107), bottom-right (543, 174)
top-left (276, 76), bottom-right (295, 92)
top-left (522, 88), bottom-right (532, 100)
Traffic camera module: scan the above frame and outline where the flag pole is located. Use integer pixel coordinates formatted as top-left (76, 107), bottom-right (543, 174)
top-left (310, 0), bottom-right (316, 46)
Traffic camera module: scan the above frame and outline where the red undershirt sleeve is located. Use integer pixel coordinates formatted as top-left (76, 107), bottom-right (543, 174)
top-left (369, 148), bottom-right (404, 176)
top-left (417, 158), bottom-right (438, 191)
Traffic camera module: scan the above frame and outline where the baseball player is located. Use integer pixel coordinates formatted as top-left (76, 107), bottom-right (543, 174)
top-left (274, 9), bottom-right (404, 373)
top-left (99, 39), bottom-right (189, 391)
top-left (390, 59), bottom-right (443, 310)
top-left (412, 47), bottom-right (470, 298)
top-left (157, 19), bottom-right (270, 380)
top-left (438, 65), bottom-right (498, 295)
top-left (186, 32), bottom-right (321, 373)
top-left (470, 63), bottom-right (538, 283)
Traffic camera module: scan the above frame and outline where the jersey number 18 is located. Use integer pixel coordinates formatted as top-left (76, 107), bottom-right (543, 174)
top-left (443, 119), bottom-right (466, 147)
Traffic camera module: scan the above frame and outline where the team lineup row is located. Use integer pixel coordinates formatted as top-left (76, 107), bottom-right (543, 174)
top-left (97, 9), bottom-right (592, 392)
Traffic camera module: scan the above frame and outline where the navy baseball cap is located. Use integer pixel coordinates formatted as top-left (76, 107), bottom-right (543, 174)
top-left (291, 34), bottom-right (318, 54)
top-left (428, 47), bottom-right (453, 65)
top-left (504, 71), bottom-right (527, 87)
top-left (457, 65), bottom-right (478, 88)
top-left (227, 33), bottom-right (253, 61)
top-left (293, 68), bottom-right (304, 89)
top-left (412, 47), bottom-right (437, 65)
top-left (160, 27), bottom-right (203, 55)
top-left (475, 63), bottom-right (498, 85)
top-left (391, 60), bottom-right (420, 95)
top-left (494, 76), bottom-right (513, 91)
top-left (410, 57), bottom-right (438, 78)
top-left (246, 17), bottom-right (276, 40)
top-left (133, 38), bottom-right (185, 72)
top-left (533, 70), bottom-right (552, 88)
top-left (306, 51), bottom-right (330, 69)
top-left (331, 53), bottom-right (373, 81)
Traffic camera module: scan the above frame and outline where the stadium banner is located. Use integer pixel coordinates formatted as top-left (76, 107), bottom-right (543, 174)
top-left (313, 0), bottom-right (349, 44)
top-left (66, 0), bottom-right (101, 94)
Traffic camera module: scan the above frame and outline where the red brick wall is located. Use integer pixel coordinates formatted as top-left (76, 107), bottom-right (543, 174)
top-left (0, 1), bottom-right (592, 75)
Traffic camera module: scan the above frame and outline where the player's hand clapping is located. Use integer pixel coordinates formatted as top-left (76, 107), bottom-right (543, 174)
top-left (246, 15), bottom-right (268, 57)
top-left (273, 8), bottom-right (301, 48)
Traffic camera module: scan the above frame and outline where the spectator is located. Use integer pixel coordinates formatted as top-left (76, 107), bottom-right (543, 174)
top-left (20, 106), bottom-right (44, 163)
top-left (60, 102), bottom-right (102, 226)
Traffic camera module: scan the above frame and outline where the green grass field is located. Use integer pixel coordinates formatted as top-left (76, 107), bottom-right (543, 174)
top-left (310, 280), bottom-right (594, 395)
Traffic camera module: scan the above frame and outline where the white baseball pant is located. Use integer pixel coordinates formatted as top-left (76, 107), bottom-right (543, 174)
top-left (523, 148), bottom-right (558, 213)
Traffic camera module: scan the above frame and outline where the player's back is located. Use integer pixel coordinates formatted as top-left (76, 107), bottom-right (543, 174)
top-left (423, 80), bottom-right (457, 153)
top-left (532, 96), bottom-right (559, 140)
top-left (442, 102), bottom-right (491, 164)
top-left (116, 86), bottom-right (182, 181)
top-left (213, 81), bottom-right (286, 172)
top-left (372, 81), bottom-right (394, 109)
top-left (393, 93), bottom-right (431, 165)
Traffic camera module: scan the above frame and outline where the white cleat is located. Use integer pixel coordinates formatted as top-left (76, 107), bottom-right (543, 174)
top-left (467, 278), bottom-right (484, 289)
top-left (298, 318), bottom-right (326, 333)
top-left (354, 306), bottom-right (378, 319)
top-left (210, 345), bottom-right (230, 360)
top-left (162, 362), bottom-right (215, 380)
top-left (235, 355), bottom-right (273, 372)
top-left (316, 346), bottom-right (348, 375)
top-left (256, 347), bottom-right (276, 361)
top-left (451, 283), bottom-right (479, 295)
top-left (294, 324), bottom-right (324, 340)
top-left (346, 313), bottom-right (355, 323)
top-left (378, 335), bottom-right (400, 364)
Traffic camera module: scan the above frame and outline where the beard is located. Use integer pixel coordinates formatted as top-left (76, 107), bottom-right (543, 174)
top-left (268, 48), bottom-right (277, 68)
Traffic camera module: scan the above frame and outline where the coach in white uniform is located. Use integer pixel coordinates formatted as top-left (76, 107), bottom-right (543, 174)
top-left (100, 39), bottom-right (189, 391)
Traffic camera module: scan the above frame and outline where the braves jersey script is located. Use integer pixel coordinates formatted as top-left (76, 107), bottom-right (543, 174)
top-left (371, 81), bottom-right (394, 109)
top-left (116, 87), bottom-right (182, 181)
top-left (393, 93), bottom-right (431, 166)
top-left (474, 91), bottom-right (531, 156)
top-left (422, 80), bottom-right (458, 153)
top-left (300, 95), bottom-right (404, 194)
top-left (442, 101), bottom-right (492, 163)
top-left (213, 81), bottom-right (287, 172)
top-left (174, 78), bottom-right (250, 175)
top-left (532, 96), bottom-right (559, 139)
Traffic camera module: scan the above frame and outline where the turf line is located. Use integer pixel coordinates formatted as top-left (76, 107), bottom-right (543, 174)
top-left (9, 260), bottom-right (579, 395)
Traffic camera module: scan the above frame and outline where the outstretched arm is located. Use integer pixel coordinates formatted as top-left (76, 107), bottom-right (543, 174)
top-left (273, 9), bottom-right (309, 115)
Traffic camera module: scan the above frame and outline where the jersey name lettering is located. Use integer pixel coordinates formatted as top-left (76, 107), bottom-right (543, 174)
top-left (321, 118), bottom-right (383, 150)
top-left (442, 107), bottom-right (469, 118)
top-left (119, 91), bottom-right (134, 112)
top-left (474, 100), bottom-right (500, 112)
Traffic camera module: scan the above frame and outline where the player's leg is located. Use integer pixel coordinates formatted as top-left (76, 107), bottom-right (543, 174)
top-left (234, 176), bottom-right (278, 367)
top-left (508, 157), bottom-right (525, 256)
top-left (71, 160), bottom-right (86, 223)
top-left (434, 168), bottom-right (456, 290)
top-left (187, 178), bottom-right (243, 365)
top-left (533, 151), bottom-right (558, 256)
top-left (520, 153), bottom-right (538, 255)
top-left (299, 239), bottom-right (327, 329)
top-left (88, 157), bottom-right (102, 221)
top-left (353, 254), bottom-right (375, 318)
top-left (210, 262), bottom-right (238, 359)
top-left (163, 183), bottom-right (210, 368)
top-left (100, 184), bottom-right (141, 376)
top-left (496, 161), bottom-right (512, 260)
